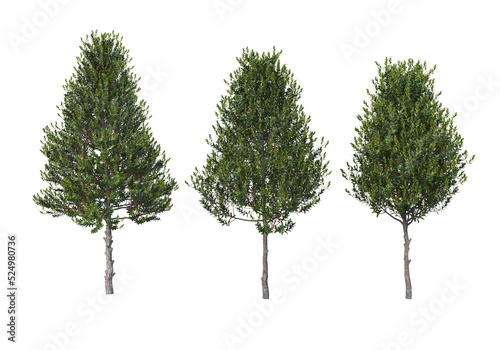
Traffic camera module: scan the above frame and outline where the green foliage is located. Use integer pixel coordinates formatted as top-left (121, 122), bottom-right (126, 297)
top-left (33, 30), bottom-right (178, 233)
top-left (187, 47), bottom-right (331, 234)
top-left (341, 58), bottom-right (474, 224)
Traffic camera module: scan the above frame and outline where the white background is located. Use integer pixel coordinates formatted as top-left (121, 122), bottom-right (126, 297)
top-left (1, 0), bottom-right (498, 349)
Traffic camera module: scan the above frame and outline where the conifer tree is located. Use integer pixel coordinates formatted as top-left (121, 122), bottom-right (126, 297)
top-left (33, 31), bottom-right (178, 294)
top-left (341, 58), bottom-right (474, 299)
top-left (187, 47), bottom-right (331, 299)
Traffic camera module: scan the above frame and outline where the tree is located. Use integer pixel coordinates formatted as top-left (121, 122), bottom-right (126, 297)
top-left (33, 31), bottom-right (178, 294)
top-left (341, 58), bottom-right (474, 299)
top-left (187, 47), bottom-right (331, 299)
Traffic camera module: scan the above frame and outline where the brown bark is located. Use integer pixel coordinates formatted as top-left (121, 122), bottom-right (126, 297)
top-left (402, 216), bottom-right (412, 299)
top-left (262, 233), bottom-right (269, 299)
top-left (104, 220), bottom-right (115, 294)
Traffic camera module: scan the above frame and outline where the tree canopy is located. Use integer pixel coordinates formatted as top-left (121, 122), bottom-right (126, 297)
top-left (33, 30), bottom-right (178, 233)
top-left (342, 58), bottom-right (474, 224)
top-left (188, 47), bottom-right (331, 235)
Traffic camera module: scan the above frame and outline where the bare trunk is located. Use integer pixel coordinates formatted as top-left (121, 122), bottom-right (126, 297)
top-left (402, 217), bottom-right (412, 299)
top-left (261, 233), bottom-right (269, 299)
top-left (104, 220), bottom-right (115, 294)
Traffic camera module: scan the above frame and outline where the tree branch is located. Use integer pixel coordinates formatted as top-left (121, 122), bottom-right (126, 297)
top-left (229, 215), bottom-right (263, 223)
top-left (381, 208), bottom-right (403, 224)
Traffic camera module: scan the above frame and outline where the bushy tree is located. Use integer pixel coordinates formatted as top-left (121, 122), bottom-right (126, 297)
top-left (341, 58), bottom-right (474, 299)
top-left (33, 31), bottom-right (178, 294)
top-left (187, 47), bottom-right (331, 299)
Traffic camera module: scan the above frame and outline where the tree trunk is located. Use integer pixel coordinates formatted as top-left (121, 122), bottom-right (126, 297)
top-left (104, 220), bottom-right (115, 294)
top-left (402, 217), bottom-right (412, 299)
top-left (261, 233), bottom-right (269, 299)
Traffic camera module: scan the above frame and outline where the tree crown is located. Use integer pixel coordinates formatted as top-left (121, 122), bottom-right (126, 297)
top-left (341, 58), bottom-right (474, 224)
top-left (188, 47), bottom-right (331, 234)
top-left (34, 30), bottom-right (178, 233)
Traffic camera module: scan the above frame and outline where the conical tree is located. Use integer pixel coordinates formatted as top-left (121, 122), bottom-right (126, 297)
top-left (341, 58), bottom-right (474, 299)
top-left (187, 47), bottom-right (331, 299)
top-left (33, 31), bottom-right (178, 294)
